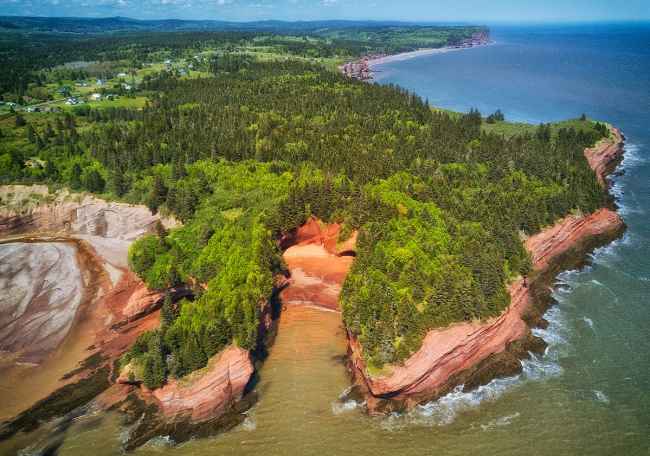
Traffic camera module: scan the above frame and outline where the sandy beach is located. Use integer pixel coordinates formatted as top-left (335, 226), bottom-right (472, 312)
top-left (367, 42), bottom-right (492, 68)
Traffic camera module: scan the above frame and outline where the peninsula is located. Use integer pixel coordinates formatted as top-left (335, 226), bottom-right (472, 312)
top-left (0, 18), bottom-right (626, 451)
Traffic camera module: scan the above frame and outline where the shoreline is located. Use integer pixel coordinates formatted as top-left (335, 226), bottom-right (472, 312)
top-left (0, 127), bottom-right (627, 446)
top-left (368, 42), bottom-right (493, 68)
top-left (340, 38), bottom-right (492, 81)
top-left (345, 126), bottom-right (626, 413)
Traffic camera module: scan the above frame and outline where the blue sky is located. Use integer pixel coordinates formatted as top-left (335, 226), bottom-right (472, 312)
top-left (1, 0), bottom-right (649, 22)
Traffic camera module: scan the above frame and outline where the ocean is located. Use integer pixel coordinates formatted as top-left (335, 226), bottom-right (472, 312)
top-left (3, 23), bottom-right (649, 456)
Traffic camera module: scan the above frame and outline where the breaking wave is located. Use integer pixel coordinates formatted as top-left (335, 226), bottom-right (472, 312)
top-left (378, 295), bottom-right (573, 429)
top-left (582, 316), bottom-right (595, 331)
top-left (143, 435), bottom-right (175, 448)
top-left (332, 399), bottom-right (362, 415)
top-left (240, 415), bottom-right (257, 432)
top-left (593, 390), bottom-right (610, 404)
top-left (332, 386), bottom-right (364, 414)
top-left (480, 412), bottom-right (521, 431)
top-left (620, 143), bottom-right (645, 169)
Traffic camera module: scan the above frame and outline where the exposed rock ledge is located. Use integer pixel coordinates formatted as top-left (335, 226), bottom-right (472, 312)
top-left (0, 185), bottom-right (178, 283)
top-left (280, 217), bottom-right (356, 311)
top-left (152, 346), bottom-right (253, 422)
top-left (585, 127), bottom-right (625, 187)
top-left (0, 187), bottom-right (175, 437)
top-left (348, 126), bottom-right (626, 412)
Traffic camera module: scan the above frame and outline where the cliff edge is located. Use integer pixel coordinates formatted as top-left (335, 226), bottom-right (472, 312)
top-left (348, 126), bottom-right (626, 412)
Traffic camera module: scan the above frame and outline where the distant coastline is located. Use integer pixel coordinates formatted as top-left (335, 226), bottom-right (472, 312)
top-left (368, 42), bottom-right (492, 67)
top-left (340, 33), bottom-right (492, 80)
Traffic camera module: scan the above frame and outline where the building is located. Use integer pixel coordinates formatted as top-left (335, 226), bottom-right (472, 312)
top-left (90, 93), bottom-right (102, 101)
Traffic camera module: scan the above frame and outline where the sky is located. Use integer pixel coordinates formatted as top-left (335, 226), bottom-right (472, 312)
top-left (0, 0), bottom-right (649, 23)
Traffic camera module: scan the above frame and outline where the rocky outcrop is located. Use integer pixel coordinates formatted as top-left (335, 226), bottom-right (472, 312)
top-left (0, 186), bottom-right (178, 435)
top-left (280, 217), bottom-right (357, 256)
top-left (584, 127), bottom-right (625, 187)
top-left (280, 218), bottom-right (356, 311)
top-left (0, 185), bottom-right (178, 284)
top-left (348, 208), bottom-right (624, 411)
top-left (152, 346), bottom-right (253, 422)
top-left (0, 185), bottom-right (176, 240)
top-left (0, 185), bottom-right (179, 362)
top-left (348, 126), bottom-right (626, 411)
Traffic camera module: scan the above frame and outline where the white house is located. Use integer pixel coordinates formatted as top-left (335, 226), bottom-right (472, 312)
top-left (90, 93), bottom-right (102, 101)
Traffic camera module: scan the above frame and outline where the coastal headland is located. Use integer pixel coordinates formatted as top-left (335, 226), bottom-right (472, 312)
top-left (345, 127), bottom-right (626, 412)
top-left (340, 30), bottom-right (491, 80)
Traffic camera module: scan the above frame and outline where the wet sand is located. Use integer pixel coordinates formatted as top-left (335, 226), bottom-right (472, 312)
top-left (0, 239), bottom-right (109, 420)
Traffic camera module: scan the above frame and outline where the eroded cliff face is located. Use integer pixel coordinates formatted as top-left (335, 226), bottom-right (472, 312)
top-left (152, 346), bottom-right (253, 422)
top-left (0, 186), bottom-right (177, 432)
top-left (0, 185), bottom-right (178, 283)
top-left (348, 126), bottom-right (626, 411)
top-left (584, 127), bottom-right (625, 188)
top-left (280, 217), bottom-right (356, 311)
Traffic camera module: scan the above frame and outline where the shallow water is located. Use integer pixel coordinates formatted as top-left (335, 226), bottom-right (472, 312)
top-left (3, 23), bottom-right (650, 455)
top-left (0, 241), bottom-right (101, 421)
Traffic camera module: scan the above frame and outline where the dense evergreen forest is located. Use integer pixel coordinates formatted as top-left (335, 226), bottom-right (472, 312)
top-left (0, 28), bottom-right (609, 386)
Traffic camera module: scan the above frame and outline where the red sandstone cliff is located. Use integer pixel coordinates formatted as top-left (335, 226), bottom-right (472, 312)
top-left (151, 346), bottom-right (253, 422)
top-left (585, 127), bottom-right (625, 187)
top-left (348, 126), bottom-right (626, 410)
top-left (280, 218), bottom-right (356, 311)
top-left (0, 188), bottom-right (178, 426)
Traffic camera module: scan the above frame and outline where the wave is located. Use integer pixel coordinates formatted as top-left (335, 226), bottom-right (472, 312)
top-left (240, 415), bottom-right (257, 431)
top-left (608, 142), bottom-right (646, 218)
top-left (332, 386), bottom-right (364, 415)
top-left (593, 390), bottom-right (610, 404)
top-left (142, 435), bottom-right (175, 448)
top-left (582, 316), bottom-right (595, 332)
top-left (384, 304), bottom-right (571, 428)
top-left (610, 181), bottom-right (644, 217)
top-left (620, 143), bottom-right (645, 170)
top-left (331, 399), bottom-right (362, 415)
top-left (480, 412), bottom-right (521, 431)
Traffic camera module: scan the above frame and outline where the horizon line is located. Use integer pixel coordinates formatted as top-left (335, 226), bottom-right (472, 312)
top-left (1, 14), bottom-right (650, 26)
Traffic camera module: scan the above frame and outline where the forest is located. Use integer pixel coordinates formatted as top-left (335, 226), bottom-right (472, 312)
top-left (0, 30), bottom-right (608, 385)
top-left (0, 22), bottom-right (483, 100)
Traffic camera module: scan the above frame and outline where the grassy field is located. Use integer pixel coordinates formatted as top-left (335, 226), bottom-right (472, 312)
top-left (481, 117), bottom-right (606, 138)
